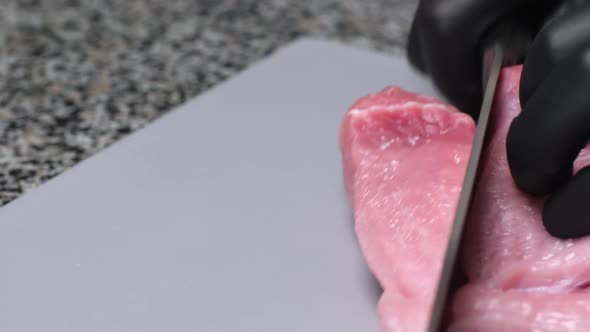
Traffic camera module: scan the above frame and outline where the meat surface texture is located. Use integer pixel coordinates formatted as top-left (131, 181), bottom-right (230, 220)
top-left (340, 66), bottom-right (590, 332)
top-left (450, 68), bottom-right (590, 331)
top-left (340, 87), bottom-right (475, 331)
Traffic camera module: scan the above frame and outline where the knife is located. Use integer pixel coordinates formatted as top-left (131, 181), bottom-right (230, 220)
top-left (426, 21), bottom-right (531, 332)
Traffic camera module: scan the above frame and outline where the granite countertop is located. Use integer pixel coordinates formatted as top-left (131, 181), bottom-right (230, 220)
top-left (0, 0), bottom-right (417, 205)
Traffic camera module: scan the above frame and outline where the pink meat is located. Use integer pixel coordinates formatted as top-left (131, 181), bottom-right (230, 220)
top-left (449, 68), bottom-right (590, 331)
top-left (340, 87), bottom-right (475, 331)
top-left (450, 285), bottom-right (590, 331)
top-left (460, 67), bottom-right (590, 291)
top-left (340, 66), bottom-right (590, 331)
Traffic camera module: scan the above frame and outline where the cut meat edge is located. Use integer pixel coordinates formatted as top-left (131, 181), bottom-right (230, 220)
top-left (340, 86), bottom-right (475, 331)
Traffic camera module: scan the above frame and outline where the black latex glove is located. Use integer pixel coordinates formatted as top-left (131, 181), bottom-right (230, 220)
top-left (508, 1), bottom-right (590, 239)
top-left (408, 0), bottom-right (590, 239)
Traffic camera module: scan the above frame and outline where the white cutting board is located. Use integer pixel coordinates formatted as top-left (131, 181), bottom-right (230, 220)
top-left (0, 38), bottom-right (442, 331)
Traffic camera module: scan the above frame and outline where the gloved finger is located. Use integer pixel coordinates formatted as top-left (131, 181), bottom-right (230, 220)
top-left (520, 0), bottom-right (590, 105)
top-left (507, 44), bottom-right (590, 195)
top-left (408, 0), bottom-right (539, 118)
top-left (543, 167), bottom-right (590, 239)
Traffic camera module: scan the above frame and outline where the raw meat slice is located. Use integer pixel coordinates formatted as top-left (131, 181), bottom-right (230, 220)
top-left (449, 67), bottom-right (590, 330)
top-left (460, 66), bottom-right (590, 289)
top-left (340, 87), bottom-right (475, 331)
top-left (341, 65), bottom-right (590, 332)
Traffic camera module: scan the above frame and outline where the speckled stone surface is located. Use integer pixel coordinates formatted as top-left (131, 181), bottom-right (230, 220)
top-left (0, 0), bottom-right (417, 204)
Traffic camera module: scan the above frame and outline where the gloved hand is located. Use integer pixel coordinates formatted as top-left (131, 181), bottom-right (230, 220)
top-left (408, 0), bottom-right (590, 239)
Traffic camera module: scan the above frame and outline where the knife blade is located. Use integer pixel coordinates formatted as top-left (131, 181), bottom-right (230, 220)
top-left (426, 21), bottom-right (530, 332)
